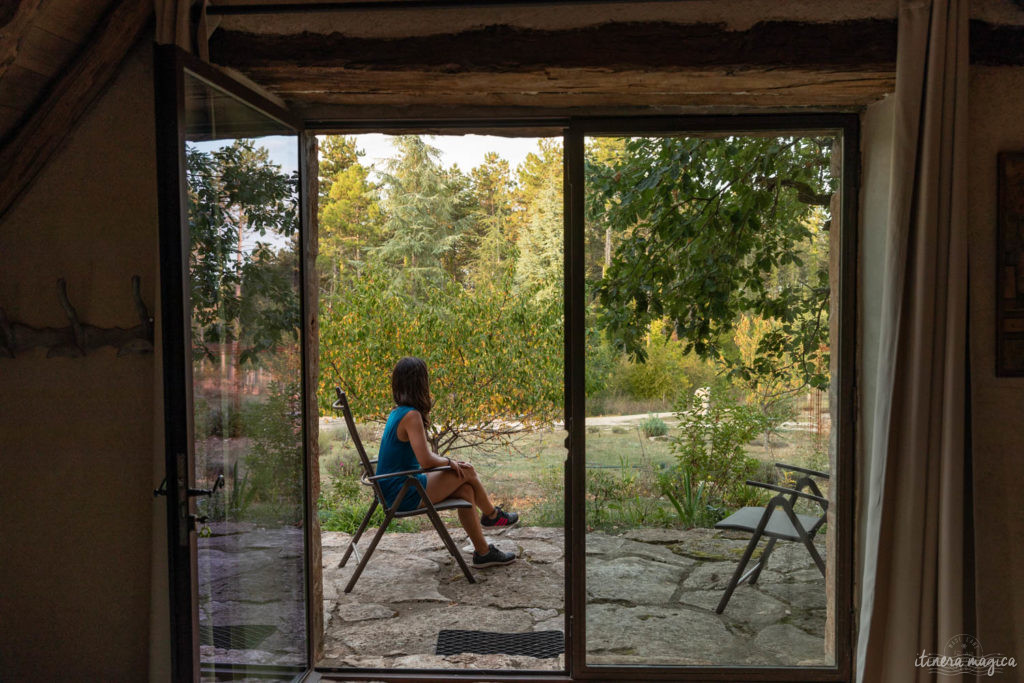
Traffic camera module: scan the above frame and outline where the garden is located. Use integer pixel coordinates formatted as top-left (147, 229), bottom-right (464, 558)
top-left (185, 130), bottom-right (837, 668)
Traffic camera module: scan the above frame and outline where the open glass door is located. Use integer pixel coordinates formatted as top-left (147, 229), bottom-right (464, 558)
top-left (155, 46), bottom-right (315, 682)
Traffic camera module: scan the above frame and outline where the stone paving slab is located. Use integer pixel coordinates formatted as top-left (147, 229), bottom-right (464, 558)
top-left (196, 524), bottom-right (832, 671)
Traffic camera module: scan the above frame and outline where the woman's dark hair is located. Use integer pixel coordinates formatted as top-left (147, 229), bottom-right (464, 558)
top-left (391, 356), bottom-right (433, 426)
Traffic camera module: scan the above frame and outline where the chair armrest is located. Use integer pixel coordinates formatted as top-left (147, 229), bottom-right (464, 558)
top-left (775, 462), bottom-right (829, 479)
top-left (746, 480), bottom-right (828, 505)
top-left (368, 465), bottom-right (452, 482)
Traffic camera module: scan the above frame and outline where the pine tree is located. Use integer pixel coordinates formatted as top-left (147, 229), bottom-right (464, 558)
top-left (375, 135), bottom-right (470, 299)
top-left (513, 139), bottom-right (563, 299)
top-left (468, 152), bottom-right (516, 287)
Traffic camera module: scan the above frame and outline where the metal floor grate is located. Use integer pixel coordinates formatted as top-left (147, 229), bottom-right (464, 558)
top-left (198, 624), bottom-right (276, 650)
top-left (435, 629), bottom-right (564, 659)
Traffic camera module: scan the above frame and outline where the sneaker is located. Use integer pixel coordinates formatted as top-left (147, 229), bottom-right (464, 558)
top-left (481, 505), bottom-right (519, 529)
top-left (472, 543), bottom-right (517, 568)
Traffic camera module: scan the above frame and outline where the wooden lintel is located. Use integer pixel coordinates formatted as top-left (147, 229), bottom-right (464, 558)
top-left (211, 20), bottom-right (899, 72)
top-left (223, 66), bottom-right (896, 111)
top-left (0, 0), bottom-right (44, 82)
top-left (0, 0), bottom-right (152, 222)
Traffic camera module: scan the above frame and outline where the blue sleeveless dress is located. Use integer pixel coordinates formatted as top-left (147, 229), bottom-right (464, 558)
top-left (375, 405), bottom-right (427, 512)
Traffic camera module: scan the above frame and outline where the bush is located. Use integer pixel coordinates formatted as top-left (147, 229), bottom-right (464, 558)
top-left (639, 415), bottom-right (668, 438)
top-left (317, 460), bottom-right (419, 533)
top-left (666, 387), bottom-right (769, 509)
top-left (607, 320), bottom-right (691, 402)
top-left (241, 382), bottom-right (304, 522)
top-left (659, 468), bottom-right (725, 528)
top-left (531, 465), bottom-right (565, 527)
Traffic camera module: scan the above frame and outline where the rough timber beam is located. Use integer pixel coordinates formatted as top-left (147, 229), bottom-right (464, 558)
top-left (0, 0), bottom-right (44, 82)
top-left (208, 19), bottom-right (899, 112)
top-left (0, 0), bottom-right (151, 222)
top-left (212, 20), bottom-right (898, 72)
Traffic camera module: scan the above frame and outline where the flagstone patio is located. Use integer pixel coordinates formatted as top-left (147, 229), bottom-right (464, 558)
top-left (319, 525), bottom-right (831, 670)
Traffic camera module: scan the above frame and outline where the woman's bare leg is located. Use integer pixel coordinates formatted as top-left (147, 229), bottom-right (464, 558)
top-left (453, 484), bottom-right (490, 554)
top-left (425, 467), bottom-right (496, 517)
top-left (425, 472), bottom-right (490, 554)
top-left (456, 464), bottom-right (497, 518)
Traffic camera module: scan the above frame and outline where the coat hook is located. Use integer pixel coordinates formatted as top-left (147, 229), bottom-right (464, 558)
top-left (2, 276), bottom-right (154, 359)
top-left (0, 307), bottom-right (14, 358)
top-left (49, 278), bottom-right (85, 358)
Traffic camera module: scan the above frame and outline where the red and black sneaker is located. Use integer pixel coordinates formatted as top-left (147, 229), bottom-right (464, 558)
top-left (481, 505), bottom-right (519, 529)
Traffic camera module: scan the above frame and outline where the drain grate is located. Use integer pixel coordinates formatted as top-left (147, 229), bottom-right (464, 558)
top-left (198, 624), bottom-right (276, 650)
top-left (435, 629), bottom-right (564, 659)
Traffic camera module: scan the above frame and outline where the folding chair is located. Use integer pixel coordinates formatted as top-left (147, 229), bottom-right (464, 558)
top-left (331, 388), bottom-right (476, 593)
top-left (714, 462), bottom-right (828, 613)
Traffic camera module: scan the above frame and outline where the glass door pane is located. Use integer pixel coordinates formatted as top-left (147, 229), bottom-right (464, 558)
top-left (583, 133), bottom-right (839, 668)
top-left (183, 70), bottom-right (307, 679)
top-left (313, 134), bottom-right (566, 673)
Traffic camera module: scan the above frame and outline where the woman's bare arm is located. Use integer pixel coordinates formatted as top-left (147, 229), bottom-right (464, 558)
top-left (398, 410), bottom-right (457, 472)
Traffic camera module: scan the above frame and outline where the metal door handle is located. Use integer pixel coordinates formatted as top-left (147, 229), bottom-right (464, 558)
top-left (191, 475), bottom-right (227, 497)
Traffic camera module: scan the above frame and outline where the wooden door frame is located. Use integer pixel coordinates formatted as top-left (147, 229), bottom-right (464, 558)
top-left (306, 114), bottom-right (858, 683)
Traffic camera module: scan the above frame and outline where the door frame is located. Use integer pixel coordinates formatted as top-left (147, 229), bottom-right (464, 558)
top-left (306, 114), bottom-right (857, 683)
top-left (158, 60), bottom-right (859, 678)
top-left (154, 44), bottom-right (315, 682)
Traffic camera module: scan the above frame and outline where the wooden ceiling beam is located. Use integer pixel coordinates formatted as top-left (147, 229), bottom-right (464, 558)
top-left (209, 19), bottom-right (899, 111)
top-left (0, 0), bottom-right (152, 222)
top-left (0, 0), bottom-right (45, 82)
top-left (211, 20), bottom-right (899, 72)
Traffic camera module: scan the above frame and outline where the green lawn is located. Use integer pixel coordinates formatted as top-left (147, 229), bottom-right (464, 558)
top-left (318, 417), bottom-right (830, 533)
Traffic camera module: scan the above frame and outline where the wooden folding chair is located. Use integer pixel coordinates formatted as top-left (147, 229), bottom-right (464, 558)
top-left (714, 462), bottom-right (828, 613)
top-left (331, 388), bottom-right (476, 593)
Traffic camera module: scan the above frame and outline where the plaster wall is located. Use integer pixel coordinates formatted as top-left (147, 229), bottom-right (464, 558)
top-left (968, 65), bottom-right (1024, 658)
top-left (0, 44), bottom-right (159, 680)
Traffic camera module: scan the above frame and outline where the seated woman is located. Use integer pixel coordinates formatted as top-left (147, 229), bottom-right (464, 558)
top-left (376, 356), bottom-right (519, 568)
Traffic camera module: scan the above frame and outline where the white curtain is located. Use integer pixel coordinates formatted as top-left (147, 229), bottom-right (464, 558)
top-left (856, 0), bottom-right (971, 681)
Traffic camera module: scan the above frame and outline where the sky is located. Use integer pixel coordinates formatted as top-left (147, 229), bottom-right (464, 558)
top-left (193, 133), bottom-right (550, 180)
top-left (188, 134), bottom-right (550, 253)
top-left (351, 134), bottom-right (547, 175)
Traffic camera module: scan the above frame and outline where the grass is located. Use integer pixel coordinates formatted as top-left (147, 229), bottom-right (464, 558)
top-left (317, 415), bottom-right (830, 533)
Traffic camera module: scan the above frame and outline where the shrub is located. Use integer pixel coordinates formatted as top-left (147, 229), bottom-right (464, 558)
top-left (639, 415), bottom-right (668, 438)
top-left (607, 320), bottom-right (691, 402)
top-left (659, 468), bottom-right (724, 528)
top-left (666, 387), bottom-right (768, 509)
top-left (531, 465), bottom-right (565, 527)
top-left (241, 381), bottom-right (304, 522)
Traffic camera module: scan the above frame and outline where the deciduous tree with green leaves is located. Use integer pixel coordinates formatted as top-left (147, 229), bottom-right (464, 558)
top-left (186, 139), bottom-right (299, 366)
top-left (590, 136), bottom-right (835, 393)
top-left (319, 267), bottom-right (563, 455)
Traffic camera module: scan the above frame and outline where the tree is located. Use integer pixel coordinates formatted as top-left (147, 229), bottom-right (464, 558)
top-left (513, 139), bottom-right (563, 299)
top-left (467, 152), bottom-right (517, 286)
top-left (590, 135), bottom-right (834, 391)
top-left (375, 136), bottom-right (471, 298)
top-left (319, 266), bottom-right (563, 455)
top-left (186, 139), bottom-right (299, 367)
top-left (515, 182), bottom-right (563, 300)
top-left (318, 161), bottom-right (382, 293)
top-left (317, 135), bottom-right (361, 208)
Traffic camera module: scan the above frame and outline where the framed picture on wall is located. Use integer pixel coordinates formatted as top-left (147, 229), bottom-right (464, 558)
top-left (997, 152), bottom-right (1024, 376)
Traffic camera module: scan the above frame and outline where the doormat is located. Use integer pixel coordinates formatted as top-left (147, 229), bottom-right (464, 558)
top-left (435, 629), bottom-right (564, 659)
top-left (198, 624), bottom-right (276, 650)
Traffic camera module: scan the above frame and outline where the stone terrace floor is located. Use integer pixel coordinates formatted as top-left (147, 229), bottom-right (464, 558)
top-left (319, 525), bottom-right (831, 670)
